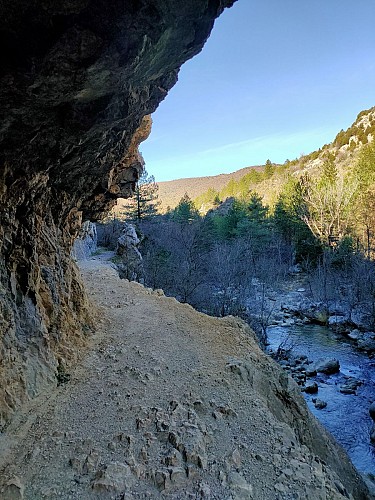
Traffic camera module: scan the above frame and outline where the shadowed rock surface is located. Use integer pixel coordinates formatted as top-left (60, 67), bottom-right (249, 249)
top-left (0, 0), bottom-right (236, 426)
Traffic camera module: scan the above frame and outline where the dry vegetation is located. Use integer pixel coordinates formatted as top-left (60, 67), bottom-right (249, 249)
top-left (155, 166), bottom-right (264, 211)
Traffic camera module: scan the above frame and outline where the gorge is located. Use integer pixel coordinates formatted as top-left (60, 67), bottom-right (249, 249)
top-left (0, 1), bottom-right (372, 498)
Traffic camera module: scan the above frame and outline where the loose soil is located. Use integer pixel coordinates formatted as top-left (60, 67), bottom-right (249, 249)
top-left (0, 254), bottom-right (369, 499)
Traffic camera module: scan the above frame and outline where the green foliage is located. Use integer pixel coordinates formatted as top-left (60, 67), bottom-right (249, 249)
top-left (264, 159), bottom-right (275, 179)
top-left (319, 152), bottom-right (337, 186)
top-left (355, 140), bottom-right (375, 188)
top-left (195, 188), bottom-right (220, 211)
top-left (357, 127), bottom-right (369, 145)
top-left (196, 164), bottom-right (281, 211)
top-left (303, 149), bottom-right (321, 162)
top-left (210, 194), bottom-right (270, 246)
top-left (220, 178), bottom-right (238, 200)
top-left (248, 192), bottom-right (269, 220)
top-left (334, 128), bottom-right (353, 148)
top-left (351, 140), bottom-right (375, 256)
top-left (357, 108), bottom-right (373, 120)
top-left (121, 169), bottom-right (160, 220)
top-left (273, 177), bottom-right (322, 263)
top-left (211, 200), bottom-right (246, 240)
top-left (330, 236), bottom-right (354, 269)
top-left (333, 108), bottom-right (375, 148)
top-left (234, 194), bottom-right (272, 252)
top-left (173, 193), bottom-right (200, 223)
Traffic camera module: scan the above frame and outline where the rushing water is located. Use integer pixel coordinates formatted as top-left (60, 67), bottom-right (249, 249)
top-left (267, 324), bottom-right (375, 474)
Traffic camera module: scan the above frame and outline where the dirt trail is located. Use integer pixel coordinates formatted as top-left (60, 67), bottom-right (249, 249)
top-left (0, 255), bottom-right (370, 499)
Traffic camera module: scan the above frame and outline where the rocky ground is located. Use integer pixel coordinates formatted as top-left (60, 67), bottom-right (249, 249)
top-left (0, 254), bottom-right (370, 499)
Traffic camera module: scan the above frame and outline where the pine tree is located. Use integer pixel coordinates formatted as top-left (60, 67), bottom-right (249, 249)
top-left (173, 193), bottom-right (199, 223)
top-left (264, 159), bottom-right (275, 179)
top-left (319, 152), bottom-right (337, 186)
top-left (121, 169), bottom-right (160, 220)
top-left (353, 141), bottom-right (375, 256)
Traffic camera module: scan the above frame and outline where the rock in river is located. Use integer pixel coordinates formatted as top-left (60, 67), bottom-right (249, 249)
top-left (313, 399), bottom-right (327, 410)
top-left (369, 402), bottom-right (375, 421)
top-left (339, 377), bottom-right (362, 395)
top-left (303, 382), bottom-right (318, 394)
top-left (313, 358), bottom-right (340, 375)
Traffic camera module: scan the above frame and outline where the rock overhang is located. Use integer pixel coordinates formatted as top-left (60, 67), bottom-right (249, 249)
top-left (0, 0), bottom-right (237, 426)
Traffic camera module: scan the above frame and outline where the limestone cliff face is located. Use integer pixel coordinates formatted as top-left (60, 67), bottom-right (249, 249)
top-left (0, 0), bottom-right (236, 426)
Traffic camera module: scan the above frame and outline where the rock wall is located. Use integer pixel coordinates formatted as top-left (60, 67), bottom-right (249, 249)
top-left (0, 0), bottom-right (236, 426)
top-left (71, 221), bottom-right (98, 261)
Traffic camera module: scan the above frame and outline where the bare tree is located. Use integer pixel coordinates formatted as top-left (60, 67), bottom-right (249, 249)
top-left (300, 173), bottom-right (358, 246)
top-left (207, 240), bottom-right (251, 316)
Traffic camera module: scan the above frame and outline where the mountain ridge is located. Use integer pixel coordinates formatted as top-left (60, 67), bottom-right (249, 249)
top-left (156, 165), bottom-right (264, 211)
top-left (154, 106), bottom-right (375, 212)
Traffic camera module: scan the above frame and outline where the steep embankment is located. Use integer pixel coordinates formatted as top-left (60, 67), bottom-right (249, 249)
top-left (0, 256), bottom-right (369, 499)
top-left (0, 0), bottom-right (235, 426)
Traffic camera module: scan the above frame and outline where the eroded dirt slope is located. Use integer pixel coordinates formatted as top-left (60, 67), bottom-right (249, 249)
top-left (0, 256), bottom-right (369, 499)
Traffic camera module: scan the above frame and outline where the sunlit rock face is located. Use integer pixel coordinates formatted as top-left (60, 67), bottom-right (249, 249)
top-left (0, 0), bottom-right (236, 425)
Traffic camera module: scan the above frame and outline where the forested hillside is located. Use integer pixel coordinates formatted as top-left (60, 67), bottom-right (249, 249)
top-left (155, 166), bottom-right (263, 211)
top-left (190, 106), bottom-right (375, 253)
top-left (98, 106), bottom-right (375, 487)
top-left (194, 106), bottom-right (375, 214)
top-left (104, 106), bottom-right (375, 339)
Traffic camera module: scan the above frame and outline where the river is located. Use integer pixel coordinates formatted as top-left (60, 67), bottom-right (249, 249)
top-left (267, 324), bottom-right (375, 475)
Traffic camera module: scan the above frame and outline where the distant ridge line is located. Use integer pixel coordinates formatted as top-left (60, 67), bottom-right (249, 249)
top-left (157, 165), bottom-right (263, 210)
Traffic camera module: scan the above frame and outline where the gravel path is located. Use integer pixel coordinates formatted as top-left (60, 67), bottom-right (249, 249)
top-left (0, 255), bottom-right (369, 499)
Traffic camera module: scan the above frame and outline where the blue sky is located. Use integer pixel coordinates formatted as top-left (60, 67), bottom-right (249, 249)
top-left (141, 0), bottom-right (375, 181)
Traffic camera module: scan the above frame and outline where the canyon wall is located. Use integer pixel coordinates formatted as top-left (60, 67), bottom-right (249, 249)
top-left (0, 0), bottom-right (236, 426)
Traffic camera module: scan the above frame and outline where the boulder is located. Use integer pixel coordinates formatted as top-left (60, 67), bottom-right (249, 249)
top-left (328, 315), bottom-right (349, 329)
top-left (327, 301), bottom-right (351, 316)
top-left (351, 307), bottom-right (374, 331)
top-left (115, 224), bottom-right (143, 281)
top-left (297, 302), bottom-right (329, 324)
top-left (357, 332), bottom-right (375, 353)
top-left (71, 221), bottom-right (97, 261)
top-left (369, 402), bottom-right (375, 421)
top-left (313, 399), bottom-right (327, 410)
top-left (2, 477), bottom-right (24, 499)
top-left (347, 329), bottom-right (361, 341)
top-left (303, 382), bottom-right (318, 394)
top-left (92, 462), bottom-right (135, 493)
top-left (313, 358), bottom-right (340, 375)
top-left (339, 377), bottom-right (362, 395)
top-left (306, 367), bottom-right (317, 377)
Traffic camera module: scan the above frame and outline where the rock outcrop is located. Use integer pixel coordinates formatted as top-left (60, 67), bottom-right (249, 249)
top-left (115, 223), bottom-right (143, 281)
top-left (0, 0), bottom-right (236, 425)
top-left (71, 221), bottom-right (98, 261)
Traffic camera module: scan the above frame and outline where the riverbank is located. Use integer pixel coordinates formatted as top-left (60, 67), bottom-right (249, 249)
top-left (247, 270), bottom-right (375, 356)
top-left (267, 323), bottom-right (375, 483)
